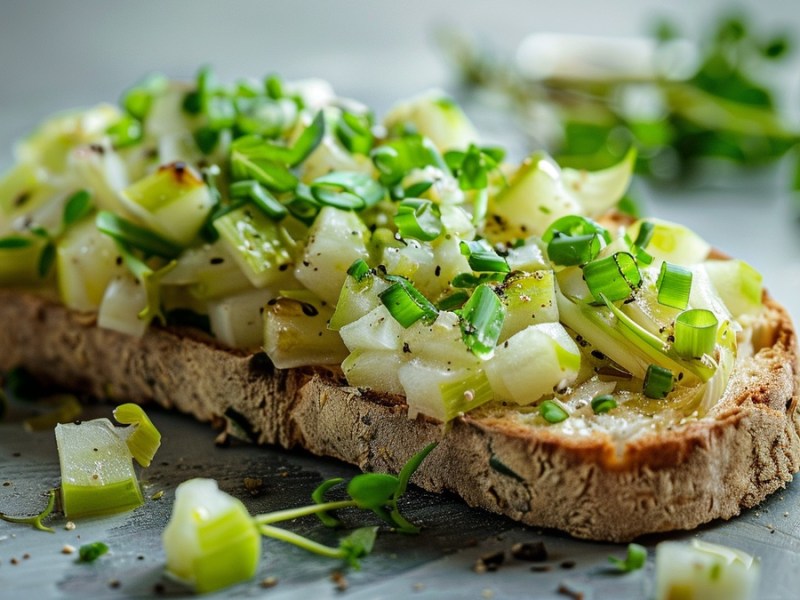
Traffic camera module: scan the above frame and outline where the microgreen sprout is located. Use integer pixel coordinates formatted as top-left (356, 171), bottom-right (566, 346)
top-left (609, 543), bottom-right (648, 573)
top-left (254, 443), bottom-right (436, 540)
top-left (0, 488), bottom-right (57, 533)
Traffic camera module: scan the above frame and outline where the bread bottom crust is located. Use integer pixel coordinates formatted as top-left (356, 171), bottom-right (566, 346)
top-left (1, 289), bottom-right (797, 541)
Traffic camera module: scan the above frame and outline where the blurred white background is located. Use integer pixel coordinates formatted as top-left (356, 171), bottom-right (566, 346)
top-left (1, 0), bottom-right (799, 316)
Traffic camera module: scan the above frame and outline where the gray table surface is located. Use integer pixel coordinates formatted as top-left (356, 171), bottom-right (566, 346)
top-left (2, 1), bottom-right (800, 598)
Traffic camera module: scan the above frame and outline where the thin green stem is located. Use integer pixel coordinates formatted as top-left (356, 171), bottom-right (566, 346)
top-left (258, 524), bottom-right (345, 560)
top-left (0, 489), bottom-right (56, 533)
top-left (253, 499), bottom-right (356, 525)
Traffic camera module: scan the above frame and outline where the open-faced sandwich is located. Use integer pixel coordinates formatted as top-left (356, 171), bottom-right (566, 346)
top-left (0, 69), bottom-right (797, 541)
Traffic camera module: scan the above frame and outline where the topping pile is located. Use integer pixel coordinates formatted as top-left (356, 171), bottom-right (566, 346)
top-left (0, 68), bottom-right (763, 424)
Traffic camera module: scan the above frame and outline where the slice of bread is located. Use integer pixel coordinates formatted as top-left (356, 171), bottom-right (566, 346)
top-left (1, 286), bottom-right (796, 542)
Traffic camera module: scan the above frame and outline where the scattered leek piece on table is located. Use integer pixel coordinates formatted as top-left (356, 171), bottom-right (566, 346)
top-left (55, 405), bottom-right (161, 518)
top-left (163, 443), bottom-right (437, 593)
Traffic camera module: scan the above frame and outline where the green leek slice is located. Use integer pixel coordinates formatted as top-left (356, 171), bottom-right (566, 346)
top-left (163, 478), bottom-right (260, 594)
top-left (113, 403), bottom-right (162, 468)
top-left (55, 419), bottom-right (144, 518)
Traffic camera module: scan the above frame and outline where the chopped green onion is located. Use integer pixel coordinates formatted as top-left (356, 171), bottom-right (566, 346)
top-left (673, 309), bottom-right (718, 358)
top-left (265, 74), bottom-right (283, 99)
top-left (37, 241), bottom-right (56, 278)
top-left (121, 74), bottom-right (167, 120)
top-left (230, 179), bottom-right (287, 220)
top-left (547, 232), bottom-right (602, 266)
top-left (657, 261), bottom-right (693, 309)
top-left (346, 258), bottom-right (371, 282)
top-left (113, 403), bottom-right (162, 468)
top-left (403, 181), bottom-right (433, 199)
top-left (371, 134), bottom-right (449, 186)
top-left (591, 394), bottom-right (618, 414)
top-left (379, 278), bottom-right (439, 328)
top-left (193, 126), bottom-right (219, 154)
top-left (310, 171), bottom-right (385, 211)
top-left (230, 148), bottom-right (298, 192)
top-left (582, 252), bottom-right (642, 302)
top-left (106, 115), bottom-right (143, 148)
top-left (451, 272), bottom-right (507, 288)
top-left (539, 399), bottom-right (569, 423)
top-left (394, 199), bottom-right (443, 241)
top-left (95, 211), bottom-right (183, 259)
top-left (337, 111), bottom-right (374, 155)
top-left (643, 365), bottom-right (674, 399)
top-left (436, 290), bottom-right (470, 311)
top-left (62, 190), bottom-right (93, 228)
top-left (633, 221), bottom-right (655, 249)
top-left (459, 240), bottom-right (510, 273)
top-left (78, 542), bottom-right (109, 563)
top-left (459, 283), bottom-right (506, 358)
top-left (206, 95), bottom-right (236, 130)
top-left (542, 215), bottom-right (611, 244)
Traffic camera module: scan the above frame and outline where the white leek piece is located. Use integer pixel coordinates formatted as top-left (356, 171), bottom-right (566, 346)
top-left (383, 90), bottom-right (479, 151)
top-left (655, 540), bottom-right (760, 600)
top-left (485, 323), bottom-right (580, 404)
top-left (163, 479), bottom-right (260, 594)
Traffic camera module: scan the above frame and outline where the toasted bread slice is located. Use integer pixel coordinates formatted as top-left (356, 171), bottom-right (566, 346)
top-left (1, 286), bottom-right (796, 541)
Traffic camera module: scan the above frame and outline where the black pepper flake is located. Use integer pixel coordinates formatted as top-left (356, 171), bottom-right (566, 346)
top-left (590, 350), bottom-right (606, 360)
top-left (115, 256), bottom-right (123, 266)
top-left (302, 260), bottom-right (311, 267)
top-left (89, 143), bottom-right (105, 155)
top-left (278, 263), bottom-right (289, 271)
top-left (153, 583), bottom-right (166, 594)
top-left (557, 583), bottom-right (584, 600)
top-left (109, 580), bottom-right (121, 589)
top-left (559, 560), bottom-right (576, 570)
top-left (209, 257), bottom-right (224, 265)
top-left (402, 342), bottom-right (411, 353)
top-left (13, 192), bottom-right (30, 208)
top-left (511, 541), bottom-right (548, 562)
top-left (434, 265), bottom-right (441, 277)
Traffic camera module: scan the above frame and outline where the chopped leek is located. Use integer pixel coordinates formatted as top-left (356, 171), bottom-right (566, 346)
top-left (655, 540), bottom-right (760, 600)
top-left (498, 270), bottom-right (558, 341)
top-left (122, 162), bottom-right (214, 246)
top-left (400, 360), bottom-right (493, 421)
top-left (485, 323), bottom-right (580, 404)
top-left (163, 479), bottom-right (261, 594)
top-left (55, 419), bottom-right (145, 518)
top-left (113, 403), bottom-right (162, 468)
top-left (214, 205), bottom-right (294, 289)
top-left (96, 211), bottom-right (182, 259)
top-left (703, 259), bottom-right (763, 318)
top-left (383, 90), bottom-right (478, 151)
top-left (627, 218), bottom-right (711, 265)
top-left (263, 294), bottom-right (349, 368)
top-left (459, 284), bottom-right (505, 358)
top-left (0, 234), bottom-right (50, 285)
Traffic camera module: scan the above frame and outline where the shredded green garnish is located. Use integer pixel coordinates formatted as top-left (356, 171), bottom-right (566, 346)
top-left (0, 488), bottom-right (57, 533)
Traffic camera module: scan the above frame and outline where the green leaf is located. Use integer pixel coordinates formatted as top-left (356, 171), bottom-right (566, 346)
top-left (338, 526), bottom-right (378, 569)
top-left (394, 443), bottom-right (437, 501)
top-left (63, 190), bottom-right (93, 227)
top-left (346, 473), bottom-right (400, 511)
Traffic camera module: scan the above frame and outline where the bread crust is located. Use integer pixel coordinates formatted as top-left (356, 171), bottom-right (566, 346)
top-left (0, 288), bottom-right (797, 542)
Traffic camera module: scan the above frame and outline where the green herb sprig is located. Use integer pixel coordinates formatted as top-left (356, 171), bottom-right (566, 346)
top-left (0, 488), bottom-right (57, 533)
top-left (440, 12), bottom-right (800, 189)
top-left (251, 442), bottom-right (437, 566)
